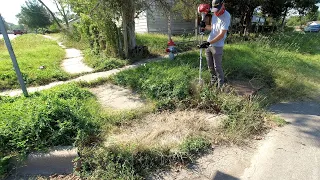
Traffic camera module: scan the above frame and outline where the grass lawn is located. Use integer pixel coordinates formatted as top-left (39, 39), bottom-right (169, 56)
top-left (0, 34), bottom-right (69, 90)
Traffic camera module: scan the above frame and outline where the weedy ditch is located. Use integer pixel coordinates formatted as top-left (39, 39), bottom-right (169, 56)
top-left (77, 136), bottom-right (211, 179)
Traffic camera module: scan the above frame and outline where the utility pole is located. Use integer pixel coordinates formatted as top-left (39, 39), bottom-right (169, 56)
top-left (0, 14), bottom-right (28, 97)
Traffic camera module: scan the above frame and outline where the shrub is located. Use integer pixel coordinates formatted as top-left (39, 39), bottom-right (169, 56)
top-left (0, 84), bottom-right (100, 158)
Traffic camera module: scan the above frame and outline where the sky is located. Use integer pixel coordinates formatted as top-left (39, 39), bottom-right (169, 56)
top-left (0, 0), bottom-right (57, 24)
top-left (0, 1), bottom-right (320, 24)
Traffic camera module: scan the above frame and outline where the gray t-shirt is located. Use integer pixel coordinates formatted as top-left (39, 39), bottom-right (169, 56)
top-left (208, 10), bottom-right (231, 47)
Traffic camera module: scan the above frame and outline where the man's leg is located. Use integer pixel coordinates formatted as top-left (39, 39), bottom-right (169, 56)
top-left (206, 47), bottom-right (217, 84)
top-left (212, 47), bottom-right (224, 87)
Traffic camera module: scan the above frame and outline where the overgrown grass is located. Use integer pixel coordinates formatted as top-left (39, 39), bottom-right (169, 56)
top-left (111, 53), bottom-right (267, 141)
top-left (0, 83), bottom-right (152, 178)
top-left (77, 136), bottom-right (211, 179)
top-left (224, 32), bottom-right (320, 101)
top-left (2, 32), bottom-right (319, 179)
top-left (83, 50), bottom-right (127, 72)
top-left (136, 33), bottom-right (199, 55)
top-left (74, 32), bottom-right (320, 178)
top-left (0, 34), bottom-right (69, 90)
top-left (0, 84), bottom-right (101, 177)
top-left (111, 32), bottom-right (320, 137)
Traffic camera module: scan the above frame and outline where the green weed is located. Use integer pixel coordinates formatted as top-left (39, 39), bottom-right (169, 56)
top-left (0, 84), bottom-right (102, 177)
top-left (179, 136), bottom-right (211, 156)
top-left (77, 136), bottom-right (210, 179)
top-left (136, 33), bottom-right (198, 56)
top-left (270, 116), bottom-right (288, 127)
top-left (83, 50), bottom-right (127, 72)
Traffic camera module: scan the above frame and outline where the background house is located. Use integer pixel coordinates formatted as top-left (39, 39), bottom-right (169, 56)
top-left (135, 4), bottom-right (196, 35)
top-left (252, 15), bottom-right (266, 25)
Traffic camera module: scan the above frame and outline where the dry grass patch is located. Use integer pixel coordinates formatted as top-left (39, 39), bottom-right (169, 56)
top-left (105, 110), bottom-right (227, 151)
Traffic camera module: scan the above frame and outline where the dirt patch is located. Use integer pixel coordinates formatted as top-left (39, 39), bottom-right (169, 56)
top-left (89, 84), bottom-right (146, 110)
top-left (228, 79), bottom-right (264, 97)
top-left (105, 110), bottom-right (226, 150)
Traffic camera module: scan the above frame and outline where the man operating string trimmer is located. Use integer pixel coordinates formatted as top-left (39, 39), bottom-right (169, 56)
top-left (198, 0), bottom-right (231, 88)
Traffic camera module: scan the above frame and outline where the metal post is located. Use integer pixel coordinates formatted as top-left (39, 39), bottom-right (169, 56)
top-left (0, 14), bottom-right (28, 97)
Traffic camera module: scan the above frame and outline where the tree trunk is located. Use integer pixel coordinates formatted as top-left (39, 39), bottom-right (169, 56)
top-left (37, 0), bottom-right (62, 29)
top-left (281, 7), bottom-right (289, 31)
top-left (244, 6), bottom-right (254, 37)
top-left (122, 0), bottom-right (136, 58)
top-left (168, 11), bottom-right (172, 40)
top-left (195, 10), bottom-right (198, 41)
top-left (53, 0), bottom-right (69, 28)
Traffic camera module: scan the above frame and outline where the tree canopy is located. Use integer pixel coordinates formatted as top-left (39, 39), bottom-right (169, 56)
top-left (16, 0), bottom-right (53, 29)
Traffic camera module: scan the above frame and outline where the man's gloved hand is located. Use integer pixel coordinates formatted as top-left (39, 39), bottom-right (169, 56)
top-left (198, 42), bottom-right (210, 49)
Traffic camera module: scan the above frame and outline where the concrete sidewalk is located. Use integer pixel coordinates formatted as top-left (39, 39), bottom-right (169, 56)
top-left (241, 101), bottom-right (320, 180)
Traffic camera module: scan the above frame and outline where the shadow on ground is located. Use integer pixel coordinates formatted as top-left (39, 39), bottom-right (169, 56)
top-left (270, 101), bottom-right (320, 146)
top-left (212, 171), bottom-right (239, 180)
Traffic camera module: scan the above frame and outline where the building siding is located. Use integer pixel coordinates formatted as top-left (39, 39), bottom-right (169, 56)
top-left (135, 1), bottom-right (195, 35)
top-left (146, 7), bottom-right (195, 35)
top-left (135, 11), bottom-right (148, 33)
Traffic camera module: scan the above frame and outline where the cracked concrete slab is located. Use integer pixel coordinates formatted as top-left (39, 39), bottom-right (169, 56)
top-left (8, 146), bottom-right (78, 179)
top-left (89, 84), bottom-right (146, 110)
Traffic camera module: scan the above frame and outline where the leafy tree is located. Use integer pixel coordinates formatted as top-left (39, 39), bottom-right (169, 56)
top-left (2, 18), bottom-right (9, 31)
top-left (51, 0), bottom-right (73, 28)
top-left (68, 0), bottom-right (153, 58)
top-left (226, 0), bottom-right (263, 35)
top-left (16, 0), bottom-right (53, 30)
top-left (37, 0), bottom-right (62, 29)
top-left (293, 0), bottom-right (320, 25)
top-left (286, 15), bottom-right (306, 26)
top-left (306, 4), bottom-right (319, 21)
top-left (262, 0), bottom-right (294, 28)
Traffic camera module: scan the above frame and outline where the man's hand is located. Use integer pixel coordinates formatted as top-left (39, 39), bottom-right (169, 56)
top-left (198, 42), bottom-right (210, 49)
top-left (200, 21), bottom-right (206, 28)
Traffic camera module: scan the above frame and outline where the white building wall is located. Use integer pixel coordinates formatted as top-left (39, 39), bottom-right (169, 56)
top-left (135, 11), bottom-right (148, 33)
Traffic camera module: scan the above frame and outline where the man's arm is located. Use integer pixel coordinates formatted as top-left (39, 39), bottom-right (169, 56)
top-left (205, 25), bottom-right (212, 31)
top-left (208, 30), bottom-right (227, 44)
